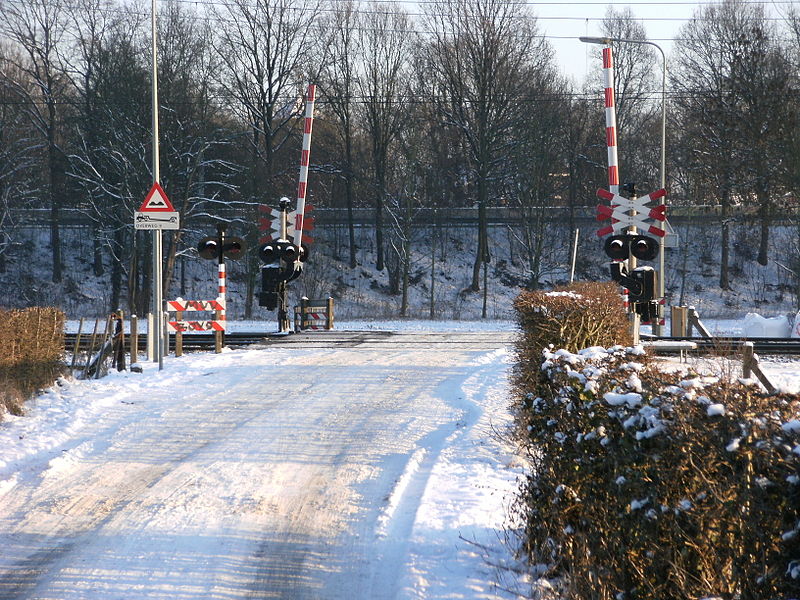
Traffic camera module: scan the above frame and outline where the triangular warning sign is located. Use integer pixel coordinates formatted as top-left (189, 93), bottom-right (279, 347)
top-left (139, 182), bottom-right (175, 212)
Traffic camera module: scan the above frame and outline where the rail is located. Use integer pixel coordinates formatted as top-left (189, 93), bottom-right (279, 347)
top-left (644, 336), bottom-right (800, 356)
top-left (63, 331), bottom-right (800, 356)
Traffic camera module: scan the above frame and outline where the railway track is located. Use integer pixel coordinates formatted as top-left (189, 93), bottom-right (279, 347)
top-left (63, 331), bottom-right (800, 356)
top-left (64, 330), bottom-right (520, 353)
top-left (643, 336), bottom-right (800, 356)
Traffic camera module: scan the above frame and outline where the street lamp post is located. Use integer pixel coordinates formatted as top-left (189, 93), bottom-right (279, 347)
top-left (151, 0), bottom-right (164, 369)
top-left (580, 35), bottom-right (667, 335)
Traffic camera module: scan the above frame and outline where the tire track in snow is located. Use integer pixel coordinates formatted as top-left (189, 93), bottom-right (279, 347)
top-left (0, 334), bottom-right (517, 599)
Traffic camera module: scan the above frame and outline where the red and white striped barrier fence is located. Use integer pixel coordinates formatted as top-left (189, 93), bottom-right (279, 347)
top-left (294, 296), bottom-right (334, 331)
top-left (166, 297), bottom-right (226, 334)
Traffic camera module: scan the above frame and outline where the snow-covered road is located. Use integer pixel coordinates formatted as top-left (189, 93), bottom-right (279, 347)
top-left (0, 331), bottom-right (524, 599)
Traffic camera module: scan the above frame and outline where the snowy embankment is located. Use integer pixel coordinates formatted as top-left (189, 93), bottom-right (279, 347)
top-left (0, 324), bottom-right (529, 599)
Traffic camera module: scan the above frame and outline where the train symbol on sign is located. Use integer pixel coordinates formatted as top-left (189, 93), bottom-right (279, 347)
top-left (136, 214), bottom-right (178, 224)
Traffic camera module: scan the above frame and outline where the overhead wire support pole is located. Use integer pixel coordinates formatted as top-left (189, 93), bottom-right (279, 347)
top-left (151, 0), bottom-right (164, 370)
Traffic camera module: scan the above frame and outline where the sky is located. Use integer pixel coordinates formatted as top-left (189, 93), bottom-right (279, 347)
top-left (501, 0), bottom-right (791, 83)
top-left (535, 0), bottom-right (697, 82)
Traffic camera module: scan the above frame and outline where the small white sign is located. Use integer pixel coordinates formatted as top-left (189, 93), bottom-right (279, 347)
top-left (134, 211), bottom-right (180, 230)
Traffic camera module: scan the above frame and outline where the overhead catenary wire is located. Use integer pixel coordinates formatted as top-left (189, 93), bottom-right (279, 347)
top-left (3, 0), bottom-right (796, 27)
top-left (2, 87), bottom-right (799, 108)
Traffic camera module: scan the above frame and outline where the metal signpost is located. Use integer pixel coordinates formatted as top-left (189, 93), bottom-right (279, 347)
top-left (145, 0), bottom-right (167, 369)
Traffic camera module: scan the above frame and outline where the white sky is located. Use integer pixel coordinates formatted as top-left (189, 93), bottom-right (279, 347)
top-left (421, 0), bottom-right (791, 84)
top-left (535, 0), bottom-right (697, 83)
top-left (542, 0), bottom-right (795, 83)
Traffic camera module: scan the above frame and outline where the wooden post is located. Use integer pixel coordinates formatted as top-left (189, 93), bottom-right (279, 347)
top-left (176, 310), bottom-right (183, 357)
top-left (70, 317), bottom-right (85, 370)
top-left (163, 312), bottom-right (170, 357)
top-left (82, 318), bottom-right (101, 379)
top-left (326, 297), bottom-right (334, 330)
top-left (147, 313), bottom-right (154, 361)
top-left (115, 310), bottom-right (126, 371)
top-left (742, 342), bottom-right (754, 379)
top-left (130, 315), bottom-right (139, 364)
top-left (670, 306), bottom-right (688, 337)
top-left (688, 307), bottom-right (712, 338)
top-left (95, 315), bottom-right (114, 379)
top-left (300, 296), bottom-right (309, 331)
top-left (742, 342), bottom-right (777, 394)
top-left (630, 312), bottom-right (640, 346)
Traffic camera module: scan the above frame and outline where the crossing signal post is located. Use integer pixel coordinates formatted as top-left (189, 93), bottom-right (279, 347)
top-left (196, 223), bottom-right (247, 351)
top-left (256, 85), bottom-right (315, 333)
top-left (258, 197), bottom-right (308, 332)
top-left (603, 232), bottom-right (660, 325)
top-left (596, 184), bottom-right (667, 337)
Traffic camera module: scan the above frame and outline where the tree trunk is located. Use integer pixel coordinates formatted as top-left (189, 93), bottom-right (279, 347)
top-left (47, 95), bottom-right (63, 284)
top-left (375, 161), bottom-right (386, 272)
top-left (471, 175), bottom-right (489, 291)
top-left (720, 187), bottom-right (731, 290)
top-left (93, 225), bottom-right (104, 277)
top-left (163, 229), bottom-right (184, 302)
top-left (110, 227), bottom-right (124, 312)
top-left (345, 133), bottom-right (357, 269)
top-left (400, 196), bottom-right (411, 316)
top-left (127, 233), bottom-right (138, 315)
top-left (140, 233), bottom-right (152, 318)
top-left (244, 128), bottom-right (261, 319)
top-left (756, 185), bottom-right (770, 266)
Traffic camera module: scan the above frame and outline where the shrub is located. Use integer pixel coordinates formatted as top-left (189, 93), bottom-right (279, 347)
top-left (513, 282), bottom-right (631, 394)
top-left (513, 344), bottom-right (800, 600)
top-left (514, 282), bottom-right (631, 358)
top-left (0, 307), bottom-right (65, 418)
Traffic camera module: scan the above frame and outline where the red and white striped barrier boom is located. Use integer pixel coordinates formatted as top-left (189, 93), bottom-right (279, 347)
top-left (294, 84), bottom-right (316, 243)
top-left (602, 46), bottom-right (619, 196)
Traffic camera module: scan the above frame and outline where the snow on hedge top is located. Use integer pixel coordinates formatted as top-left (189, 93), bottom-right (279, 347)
top-left (544, 291), bottom-right (583, 299)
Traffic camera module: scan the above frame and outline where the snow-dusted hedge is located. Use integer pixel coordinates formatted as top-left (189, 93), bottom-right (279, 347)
top-left (513, 283), bottom-right (631, 371)
top-left (0, 307), bottom-right (64, 367)
top-left (514, 344), bottom-right (800, 600)
top-left (0, 307), bottom-right (64, 418)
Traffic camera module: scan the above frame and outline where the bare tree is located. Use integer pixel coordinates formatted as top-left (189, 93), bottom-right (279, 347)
top-left (673, 0), bottom-right (793, 288)
top-left (0, 45), bottom-right (38, 275)
top-left (560, 92), bottom-right (601, 237)
top-left (0, 0), bottom-right (72, 283)
top-left (423, 0), bottom-right (548, 292)
top-left (213, 0), bottom-right (325, 316)
top-left (156, 0), bottom-right (239, 302)
top-left (65, 7), bottom-right (152, 313)
top-left (357, 2), bottom-right (414, 273)
top-left (600, 7), bottom-right (660, 187)
top-left (508, 71), bottom-right (569, 289)
top-left (319, 1), bottom-right (360, 269)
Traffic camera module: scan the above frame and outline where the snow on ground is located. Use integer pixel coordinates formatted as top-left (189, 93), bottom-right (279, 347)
top-left (4, 319), bottom-right (798, 599)
top-left (0, 322), bottom-right (528, 599)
